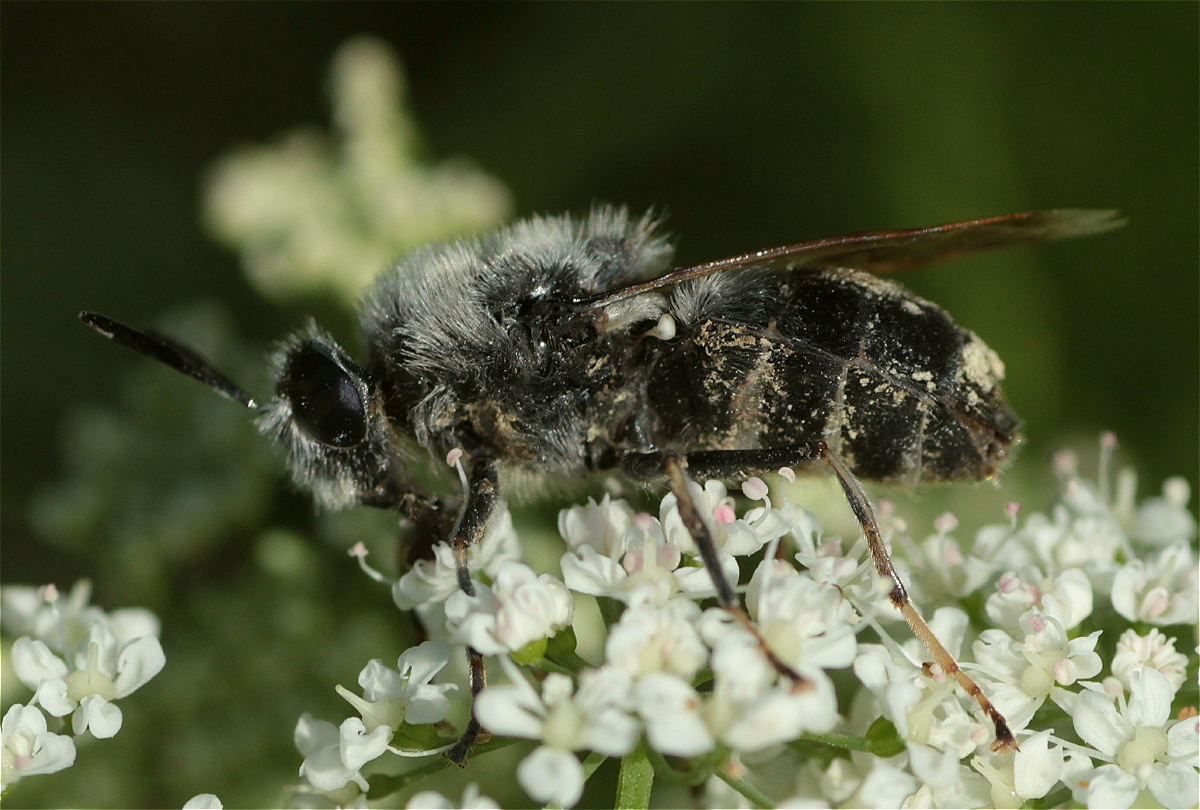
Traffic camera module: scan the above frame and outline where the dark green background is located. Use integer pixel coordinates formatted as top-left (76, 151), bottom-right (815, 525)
top-left (2, 3), bottom-right (1196, 807)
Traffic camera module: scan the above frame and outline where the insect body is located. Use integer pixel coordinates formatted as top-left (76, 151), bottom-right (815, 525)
top-left (81, 205), bottom-right (1122, 761)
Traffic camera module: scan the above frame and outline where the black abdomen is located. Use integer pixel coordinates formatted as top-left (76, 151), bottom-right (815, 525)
top-left (644, 268), bottom-right (1019, 484)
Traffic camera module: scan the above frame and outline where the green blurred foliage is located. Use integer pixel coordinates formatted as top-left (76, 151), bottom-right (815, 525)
top-left (2, 4), bottom-right (1195, 808)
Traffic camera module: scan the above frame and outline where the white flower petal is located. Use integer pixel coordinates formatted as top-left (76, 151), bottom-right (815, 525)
top-left (517, 746), bottom-right (583, 809)
top-left (1071, 691), bottom-right (1129, 756)
top-left (74, 694), bottom-right (122, 738)
top-left (339, 716), bottom-right (392, 771)
top-left (1166, 712), bottom-right (1199, 758)
top-left (405, 789), bottom-right (454, 809)
top-left (11, 638), bottom-right (69, 690)
top-left (33, 678), bottom-right (75, 718)
top-left (1083, 764), bottom-right (1140, 810)
top-left (182, 794), bottom-right (223, 809)
top-left (1, 704), bottom-right (77, 785)
top-left (474, 684), bottom-right (545, 740)
top-left (294, 713), bottom-right (338, 757)
top-left (105, 608), bottom-right (161, 645)
top-left (405, 687), bottom-right (454, 726)
top-left (298, 741), bottom-right (360, 793)
top-left (1125, 668), bottom-right (1173, 728)
top-left (397, 641), bottom-right (452, 690)
top-left (358, 658), bottom-right (400, 701)
top-left (636, 673), bottom-right (713, 757)
top-left (1146, 760), bottom-right (1200, 809)
top-left (113, 635), bottom-right (166, 697)
top-left (855, 758), bottom-right (917, 808)
top-left (560, 545), bottom-right (625, 597)
top-left (1012, 731), bottom-right (1063, 799)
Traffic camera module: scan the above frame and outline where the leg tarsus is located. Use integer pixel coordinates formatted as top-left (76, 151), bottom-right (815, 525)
top-left (446, 645), bottom-right (488, 765)
top-left (816, 441), bottom-right (1017, 752)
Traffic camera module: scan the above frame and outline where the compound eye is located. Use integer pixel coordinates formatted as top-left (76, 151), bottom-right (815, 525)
top-left (283, 344), bottom-right (367, 447)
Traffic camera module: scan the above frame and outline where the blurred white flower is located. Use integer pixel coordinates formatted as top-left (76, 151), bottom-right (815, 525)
top-left (906, 742), bottom-right (991, 808)
top-left (515, 746), bottom-right (585, 809)
top-left (604, 598), bottom-right (708, 679)
top-left (985, 566), bottom-right (1094, 634)
top-left (444, 561), bottom-right (573, 656)
top-left (203, 36), bottom-right (511, 306)
top-left (835, 757), bottom-right (916, 809)
top-left (908, 514), bottom-right (996, 600)
top-left (1110, 541), bottom-right (1198, 625)
top-left (475, 662), bottom-right (638, 808)
top-left (1130, 476), bottom-right (1197, 547)
top-left (295, 713), bottom-right (391, 794)
top-left (8, 584), bottom-right (165, 740)
top-left (1, 580), bottom-right (160, 659)
top-left (633, 672), bottom-right (713, 757)
top-left (404, 782), bottom-right (498, 810)
top-left (182, 794), bottom-right (223, 809)
top-left (0, 703), bottom-right (76, 790)
top-left (336, 641), bottom-right (457, 732)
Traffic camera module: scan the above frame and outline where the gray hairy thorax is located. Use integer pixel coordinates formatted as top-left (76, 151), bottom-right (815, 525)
top-left (358, 207), bottom-right (675, 480)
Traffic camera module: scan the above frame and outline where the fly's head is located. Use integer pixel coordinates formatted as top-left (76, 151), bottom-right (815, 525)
top-left (78, 311), bottom-right (417, 514)
top-left (258, 321), bottom-right (407, 511)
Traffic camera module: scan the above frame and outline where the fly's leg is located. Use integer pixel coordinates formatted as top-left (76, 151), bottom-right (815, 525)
top-left (446, 648), bottom-right (487, 764)
top-left (814, 443), bottom-right (1017, 752)
top-left (444, 458), bottom-right (499, 765)
top-left (624, 442), bottom-right (1017, 752)
top-left (624, 450), bottom-right (816, 692)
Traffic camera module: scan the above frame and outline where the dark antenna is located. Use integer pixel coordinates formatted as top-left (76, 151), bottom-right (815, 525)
top-left (79, 311), bottom-right (259, 410)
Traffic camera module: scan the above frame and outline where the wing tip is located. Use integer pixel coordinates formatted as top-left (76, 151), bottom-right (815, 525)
top-left (1043, 209), bottom-right (1127, 239)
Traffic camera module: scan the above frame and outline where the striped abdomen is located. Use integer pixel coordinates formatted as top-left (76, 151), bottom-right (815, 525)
top-left (644, 268), bottom-right (1020, 484)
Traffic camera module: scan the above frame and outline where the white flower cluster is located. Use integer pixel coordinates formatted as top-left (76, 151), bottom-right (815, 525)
top-left (826, 440), bottom-right (1199, 810)
top-left (323, 476), bottom-right (860, 807)
top-left (202, 35), bottom-right (511, 307)
top-left (316, 438), bottom-right (1197, 810)
top-left (293, 641), bottom-right (459, 803)
top-left (0, 580), bottom-right (165, 793)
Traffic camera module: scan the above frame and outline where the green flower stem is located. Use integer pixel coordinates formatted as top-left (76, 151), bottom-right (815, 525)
top-left (796, 730), bottom-right (875, 753)
top-left (582, 751), bottom-right (608, 780)
top-left (795, 718), bottom-right (904, 757)
top-left (615, 743), bottom-right (654, 809)
top-left (644, 746), bottom-right (717, 787)
top-left (713, 766), bottom-right (773, 809)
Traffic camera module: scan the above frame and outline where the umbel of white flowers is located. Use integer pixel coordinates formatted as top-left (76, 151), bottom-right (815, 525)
top-left (1, 581), bottom-right (165, 792)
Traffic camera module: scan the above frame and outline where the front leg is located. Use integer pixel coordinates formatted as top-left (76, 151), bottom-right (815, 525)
top-left (445, 456), bottom-right (499, 765)
top-left (451, 458), bottom-right (500, 597)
